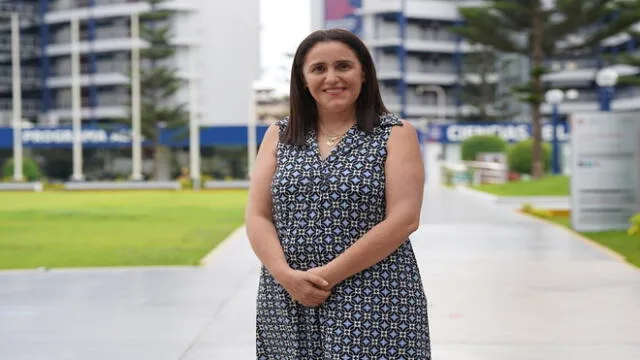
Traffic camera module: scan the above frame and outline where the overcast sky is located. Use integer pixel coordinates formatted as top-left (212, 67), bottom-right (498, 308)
top-left (259, 0), bottom-right (311, 83)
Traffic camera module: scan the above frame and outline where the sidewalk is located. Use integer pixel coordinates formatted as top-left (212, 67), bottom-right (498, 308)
top-left (1, 185), bottom-right (639, 360)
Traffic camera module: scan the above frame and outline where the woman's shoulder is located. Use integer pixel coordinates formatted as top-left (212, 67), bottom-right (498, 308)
top-left (377, 113), bottom-right (404, 128)
top-left (274, 116), bottom-right (289, 128)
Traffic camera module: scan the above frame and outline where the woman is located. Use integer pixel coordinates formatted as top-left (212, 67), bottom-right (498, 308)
top-left (246, 28), bottom-right (431, 359)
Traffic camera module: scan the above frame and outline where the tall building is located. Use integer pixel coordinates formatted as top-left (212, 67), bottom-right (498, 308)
top-left (311, 0), bottom-right (640, 123)
top-left (0, 0), bottom-right (259, 127)
top-left (0, 1), bottom-right (40, 126)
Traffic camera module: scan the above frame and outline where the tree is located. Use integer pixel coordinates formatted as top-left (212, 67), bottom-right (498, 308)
top-left (453, 0), bottom-right (640, 178)
top-left (139, 0), bottom-right (188, 179)
top-left (612, 29), bottom-right (640, 86)
top-left (458, 47), bottom-right (519, 122)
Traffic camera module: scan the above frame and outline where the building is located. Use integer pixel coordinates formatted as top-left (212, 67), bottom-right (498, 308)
top-left (0, 0), bottom-right (259, 127)
top-left (311, 0), bottom-right (640, 124)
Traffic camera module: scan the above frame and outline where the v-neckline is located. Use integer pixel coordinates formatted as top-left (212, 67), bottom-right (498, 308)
top-left (310, 125), bottom-right (356, 163)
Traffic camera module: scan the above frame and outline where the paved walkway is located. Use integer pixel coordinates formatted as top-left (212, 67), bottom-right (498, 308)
top-left (1, 149), bottom-right (639, 359)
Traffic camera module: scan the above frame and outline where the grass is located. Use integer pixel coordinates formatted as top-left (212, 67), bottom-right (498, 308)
top-left (0, 190), bottom-right (248, 270)
top-left (471, 175), bottom-right (569, 197)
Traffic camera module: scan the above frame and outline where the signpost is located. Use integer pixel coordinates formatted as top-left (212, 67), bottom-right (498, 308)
top-left (570, 112), bottom-right (640, 232)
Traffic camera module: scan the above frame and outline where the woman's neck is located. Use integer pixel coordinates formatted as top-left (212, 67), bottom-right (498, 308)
top-left (317, 108), bottom-right (357, 133)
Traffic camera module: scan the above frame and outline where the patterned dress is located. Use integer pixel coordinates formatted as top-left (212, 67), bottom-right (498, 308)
top-left (256, 113), bottom-right (431, 359)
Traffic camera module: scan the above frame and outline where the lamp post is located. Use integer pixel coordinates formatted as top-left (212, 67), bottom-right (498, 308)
top-left (545, 89), bottom-right (564, 175)
top-left (595, 68), bottom-right (618, 111)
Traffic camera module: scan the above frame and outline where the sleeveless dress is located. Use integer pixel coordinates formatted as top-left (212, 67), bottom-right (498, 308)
top-left (256, 113), bottom-right (431, 359)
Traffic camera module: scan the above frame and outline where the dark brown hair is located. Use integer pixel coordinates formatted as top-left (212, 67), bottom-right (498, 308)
top-left (282, 28), bottom-right (388, 146)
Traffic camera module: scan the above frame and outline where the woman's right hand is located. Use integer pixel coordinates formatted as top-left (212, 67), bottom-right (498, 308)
top-left (274, 268), bottom-right (332, 307)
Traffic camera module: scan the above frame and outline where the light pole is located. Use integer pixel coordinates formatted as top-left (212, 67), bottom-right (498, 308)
top-left (545, 89), bottom-right (564, 175)
top-left (595, 68), bottom-right (618, 111)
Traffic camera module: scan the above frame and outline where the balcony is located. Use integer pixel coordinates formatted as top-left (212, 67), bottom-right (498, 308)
top-left (48, 72), bottom-right (129, 88)
top-left (46, 38), bottom-right (146, 56)
top-left (357, 0), bottom-right (461, 21)
top-left (543, 63), bottom-right (639, 84)
top-left (541, 87), bottom-right (640, 114)
top-left (46, 0), bottom-right (195, 24)
top-left (49, 106), bottom-right (128, 120)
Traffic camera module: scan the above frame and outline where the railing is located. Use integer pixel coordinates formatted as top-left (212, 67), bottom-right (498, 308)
top-left (441, 161), bottom-right (508, 186)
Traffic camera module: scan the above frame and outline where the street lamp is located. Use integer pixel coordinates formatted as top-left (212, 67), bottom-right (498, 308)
top-left (545, 89), bottom-right (564, 175)
top-left (595, 68), bottom-right (618, 111)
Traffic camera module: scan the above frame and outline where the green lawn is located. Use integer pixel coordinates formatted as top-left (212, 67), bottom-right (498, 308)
top-left (549, 217), bottom-right (640, 268)
top-left (471, 175), bottom-right (569, 196)
top-left (0, 190), bottom-right (248, 270)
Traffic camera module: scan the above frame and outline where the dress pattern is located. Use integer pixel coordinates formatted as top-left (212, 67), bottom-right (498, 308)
top-left (256, 113), bottom-right (431, 359)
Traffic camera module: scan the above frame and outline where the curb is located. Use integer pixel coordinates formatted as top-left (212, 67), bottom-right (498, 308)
top-left (199, 225), bottom-right (247, 266)
top-left (516, 210), bottom-right (638, 271)
top-left (455, 186), bottom-right (570, 209)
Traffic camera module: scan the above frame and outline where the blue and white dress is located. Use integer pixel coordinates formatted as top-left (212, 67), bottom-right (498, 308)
top-left (256, 113), bottom-right (431, 359)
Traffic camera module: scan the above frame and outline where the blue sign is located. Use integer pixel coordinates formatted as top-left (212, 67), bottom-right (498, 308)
top-left (0, 125), bottom-right (270, 149)
top-left (427, 122), bottom-right (570, 144)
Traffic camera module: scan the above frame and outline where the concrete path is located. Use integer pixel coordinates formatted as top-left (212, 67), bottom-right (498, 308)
top-left (1, 156), bottom-right (639, 360)
top-left (1, 186), bottom-right (639, 359)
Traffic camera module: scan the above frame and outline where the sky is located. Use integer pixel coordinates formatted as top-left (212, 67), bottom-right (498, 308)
top-left (259, 0), bottom-right (312, 84)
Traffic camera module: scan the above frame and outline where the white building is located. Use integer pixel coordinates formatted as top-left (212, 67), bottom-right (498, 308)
top-left (0, 0), bottom-right (259, 126)
top-left (311, 0), bottom-right (640, 123)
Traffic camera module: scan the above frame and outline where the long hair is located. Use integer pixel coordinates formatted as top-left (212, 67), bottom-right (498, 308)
top-left (282, 28), bottom-right (388, 146)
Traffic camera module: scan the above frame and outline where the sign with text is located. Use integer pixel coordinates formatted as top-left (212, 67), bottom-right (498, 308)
top-left (427, 122), bottom-right (570, 144)
top-left (0, 125), bottom-right (270, 149)
top-left (570, 112), bottom-right (640, 232)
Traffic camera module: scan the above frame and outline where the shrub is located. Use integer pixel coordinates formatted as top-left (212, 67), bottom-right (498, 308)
top-left (507, 140), bottom-right (551, 175)
top-left (460, 135), bottom-right (508, 161)
top-left (2, 157), bottom-right (42, 181)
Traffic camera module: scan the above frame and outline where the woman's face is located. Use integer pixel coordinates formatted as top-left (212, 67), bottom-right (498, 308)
top-left (302, 41), bottom-right (364, 115)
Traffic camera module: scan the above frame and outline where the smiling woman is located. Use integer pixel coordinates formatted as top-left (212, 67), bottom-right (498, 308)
top-left (246, 28), bottom-right (431, 359)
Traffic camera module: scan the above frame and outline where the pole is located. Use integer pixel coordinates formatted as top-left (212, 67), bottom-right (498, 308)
top-left (247, 83), bottom-right (257, 178)
top-left (10, 12), bottom-right (23, 181)
top-left (188, 45), bottom-right (200, 189)
top-left (601, 86), bottom-right (612, 112)
top-left (70, 16), bottom-right (84, 181)
top-left (551, 104), bottom-right (560, 174)
top-left (130, 12), bottom-right (143, 180)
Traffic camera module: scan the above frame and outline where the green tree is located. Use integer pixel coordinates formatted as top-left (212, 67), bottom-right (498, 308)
top-left (458, 48), bottom-right (519, 121)
top-left (453, 0), bottom-right (640, 178)
top-left (139, 0), bottom-right (188, 179)
top-left (612, 29), bottom-right (640, 86)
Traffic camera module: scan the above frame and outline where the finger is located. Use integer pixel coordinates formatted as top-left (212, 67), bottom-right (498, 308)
top-left (305, 273), bottom-right (329, 288)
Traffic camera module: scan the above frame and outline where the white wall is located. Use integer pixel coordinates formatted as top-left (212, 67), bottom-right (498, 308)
top-left (195, 0), bottom-right (260, 125)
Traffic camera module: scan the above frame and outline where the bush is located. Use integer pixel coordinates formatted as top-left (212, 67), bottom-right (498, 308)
top-left (2, 157), bottom-right (42, 181)
top-left (507, 140), bottom-right (551, 175)
top-left (460, 135), bottom-right (508, 161)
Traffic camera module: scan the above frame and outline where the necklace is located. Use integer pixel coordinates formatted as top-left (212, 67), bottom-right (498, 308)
top-left (322, 131), bottom-right (347, 147)
top-left (319, 122), bottom-right (353, 147)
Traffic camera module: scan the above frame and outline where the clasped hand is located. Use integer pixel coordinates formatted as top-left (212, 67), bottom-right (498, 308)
top-left (276, 267), bottom-right (334, 307)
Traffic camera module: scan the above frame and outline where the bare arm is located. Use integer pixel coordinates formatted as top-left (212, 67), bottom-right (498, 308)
top-left (311, 120), bottom-right (425, 287)
top-left (246, 124), bottom-right (330, 306)
top-left (245, 124), bottom-right (290, 277)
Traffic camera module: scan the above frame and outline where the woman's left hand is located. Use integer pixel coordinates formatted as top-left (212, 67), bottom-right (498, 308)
top-left (306, 266), bottom-right (336, 291)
